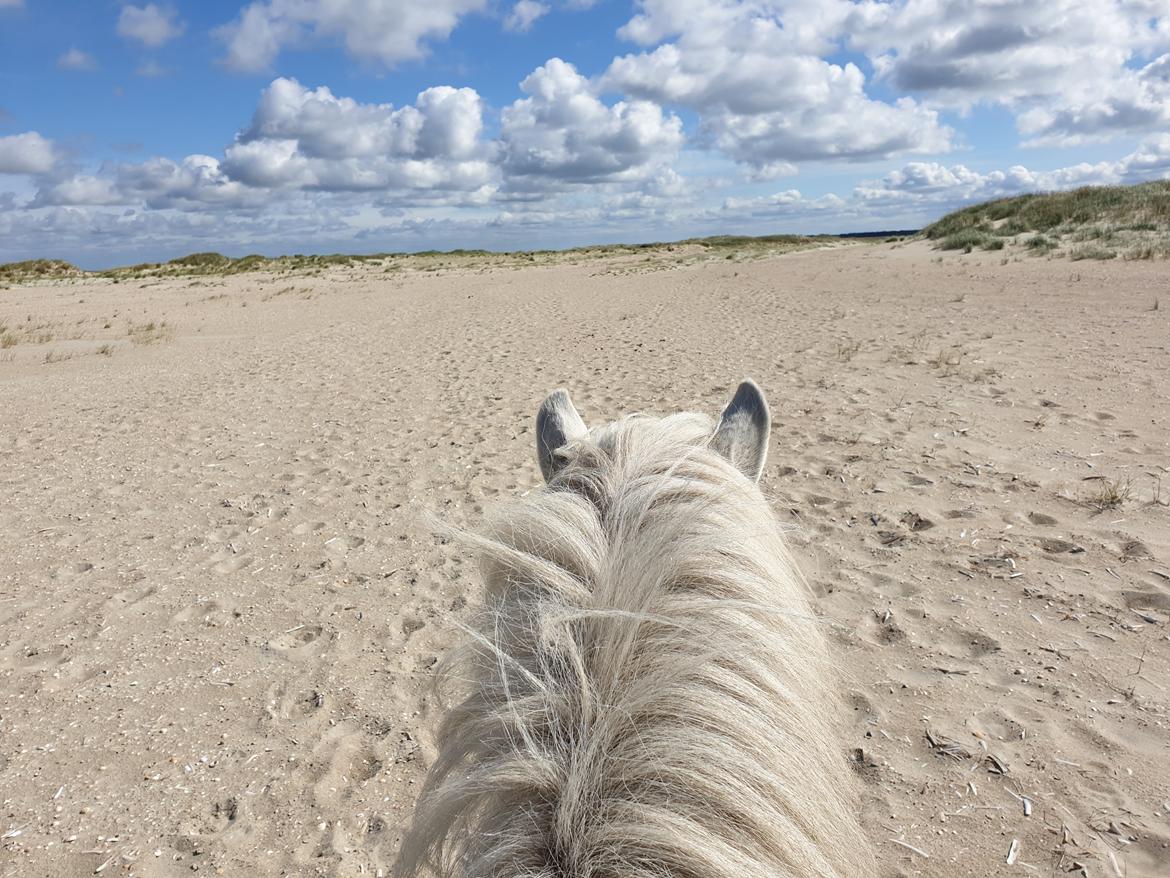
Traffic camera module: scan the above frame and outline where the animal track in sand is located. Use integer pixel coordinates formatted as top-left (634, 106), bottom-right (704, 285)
top-left (267, 624), bottom-right (326, 655)
top-left (949, 627), bottom-right (1002, 659)
top-left (172, 598), bottom-right (240, 626)
top-left (1121, 590), bottom-right (1170, 612)
top-left (1028, 511), bottom-right (1059, 526)
top-left (53, 561), bottom-right (93, 577)
top-left (401, 616), bottom-right (425, 639)
top-left (325, 534), bottom-right (365, 554)
top-left (101, 582), bottom-right (158, 612)
top-left (210, 549), bottom-right (253, 575)
top-left (1036, 537), bottom-right (1085, 554)
top-left (942, 508), bottom-right (978, 519)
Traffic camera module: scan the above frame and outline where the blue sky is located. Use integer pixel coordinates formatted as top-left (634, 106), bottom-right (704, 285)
top-left (1, 0), bottom-right (1169, 267)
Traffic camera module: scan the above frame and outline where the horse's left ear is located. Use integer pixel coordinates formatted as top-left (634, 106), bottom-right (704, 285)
top-left (536, 388), bottom-right (588, 481)
top-left (710, 379), bottom-right (770, 482)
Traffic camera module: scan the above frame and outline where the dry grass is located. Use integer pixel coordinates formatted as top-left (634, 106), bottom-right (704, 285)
top-left (1069, 244), bottom-right (1117, 261)
top-left (127, 320), bottom-right (174, 345)
top-left (835, 339), bottom-right (862, 362)
top-left (0, 258), bottom-right (81, 282)
top-left (929, 346), bottom-right (965, 374)
top-left (1084, 476), bottom-right (1133, 511)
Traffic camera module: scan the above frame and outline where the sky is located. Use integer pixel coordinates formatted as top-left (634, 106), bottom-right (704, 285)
top-left (1, 1), bottom-right (1170, 268)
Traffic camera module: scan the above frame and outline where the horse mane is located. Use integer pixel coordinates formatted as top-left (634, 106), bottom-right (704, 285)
top-left (394, 411), bottom-right (874, 877)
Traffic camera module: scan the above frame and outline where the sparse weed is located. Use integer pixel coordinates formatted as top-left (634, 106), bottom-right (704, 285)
top-left (1026, 235), bottom-right (1057, 252)
top-left (835, 339), bottom-right (862, 362)
top-left (939, 229), bottom-right (990, 252)
top-left (1069, 244), bottom-right (1116, 261)
top-left (1085, 475), bottom-right (1133, 511)
top-left (127, 320), bottom-right (174, 345)
top-left (930, 346), bottom-right (965, 376)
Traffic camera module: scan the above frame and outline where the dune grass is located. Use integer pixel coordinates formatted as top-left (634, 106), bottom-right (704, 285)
top-left (0, 259), bottom-right (82, 281)
top-left (925, 180), bottom-right (1170, 260)
top-left (1, 233), bottom-right (844, 283)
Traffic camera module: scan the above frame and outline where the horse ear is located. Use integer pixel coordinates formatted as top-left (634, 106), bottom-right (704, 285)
top-left (710, 379), bottom-right (770, 482)
top-left (536, 388), bottom-right (587, 481)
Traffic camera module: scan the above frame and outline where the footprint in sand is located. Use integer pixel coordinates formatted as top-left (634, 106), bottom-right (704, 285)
top-left (949, 627), bottom-right (1002, 659)
top-left (899, 511), bottom-right (935, 531)
top-left (53, 562), bottom-right (94, 578)
top-left (101, 583), bottom-right (158, 612)
top-left (943, 508), bottom-right (977, 520)
top-left (211, 550), bottom-right (253, 575)
top-left (172, 598), bottom-right (240, 626)
top-left (401, 616), bottom-right (426, 639)
top-left (263, 683), bottom-right (328, 721)
top-left (1028, 511), bottom-right (1059, 526)
top-left (1121, 590), bottom-right (1170, 612)
top-left (325, 534), bottom-right (365, 554)
top-left (1036, 537), bottom-right (1085, 555)
top-left (267, 624), bottom-right (326, 656)
top-left (174, 797), bottom-right (249, 853)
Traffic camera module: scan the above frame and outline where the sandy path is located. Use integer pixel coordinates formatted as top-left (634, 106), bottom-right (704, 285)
top-left (1, 240), bottom-right (1168, 877)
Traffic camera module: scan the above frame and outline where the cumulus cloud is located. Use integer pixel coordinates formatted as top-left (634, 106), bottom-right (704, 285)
top-left (57, 48), bottom-right (97, 71)
top-left (216, 0), bottom-right (486, 72)
top-left (221, 77), bottom-right (493, 192)
top-left (504, 0), bottom-right (549, 32)
top-left (0, 132), bottom-right (60, 175)
top-left (117, 4), bottom-right (185, 47)
top-left (32, 175), bottom-right (124, 207)
top-left (500, 58), bottom-right (684, 188)
top-left (114, 155), bottom-right (258, 209)
top-left (700, 134), bottom-right (1170, 233)
top-left (604, 0), bottom-right (952, 170)
top-left (32, 155), bottom-right (260, 211)
top-left (851, 0), bottom-right (1170, 144)
top-left (854, 136), bottom-right (1170, 209)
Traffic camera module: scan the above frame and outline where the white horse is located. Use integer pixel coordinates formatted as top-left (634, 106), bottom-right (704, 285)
top-left (394, 381), bottom-right (874, 878)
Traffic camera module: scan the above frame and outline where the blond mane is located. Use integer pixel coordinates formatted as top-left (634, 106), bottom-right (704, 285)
top-left (394, 392), bottom-right (874, 878)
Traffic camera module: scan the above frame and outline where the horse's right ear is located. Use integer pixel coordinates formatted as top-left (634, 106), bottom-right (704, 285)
top-left (710, 379), bottom-right (770, 482)
top-left (536, 389), bottom-right (587, 481)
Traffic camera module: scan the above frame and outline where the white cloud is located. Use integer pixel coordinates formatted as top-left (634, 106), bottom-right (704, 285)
top-left (854, 136), bottom-right (1170, 210)
top-left (500, 58), bottom-right (684, 188)
top-left (57, 48), bottom-right (97, 71)
top-left (9, 135), bottom-right (1170, 266)
top-left (116, 155), bottom-right (258, 209)
top-left (221, 77), bottom-right (493, 192)
top-left (0, 132), bottom-right (60, 175)
top-left (238, 77), bottom-right (483, 161)
top-left (604, 1), bottom-right (952, 170)
top-left (0, 0), bottom-right (24, 8)
top-left (851, 0), bottom-right (1170, 144)
top-left (117, 4), bottom-right (185, 47)
top-left (216, 0), bottom-right (487, 72)
top-left (504, 0), bottom-right (549, 32)
top-left (32, 175), bottom-right (124, 207)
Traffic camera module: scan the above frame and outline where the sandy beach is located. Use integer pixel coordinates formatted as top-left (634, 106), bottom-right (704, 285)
top-left (2, 239), bottom-right (1168, 877)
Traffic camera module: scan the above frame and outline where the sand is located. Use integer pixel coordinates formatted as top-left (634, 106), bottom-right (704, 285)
top-left (1, 239), bottom-right (1168, 877)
